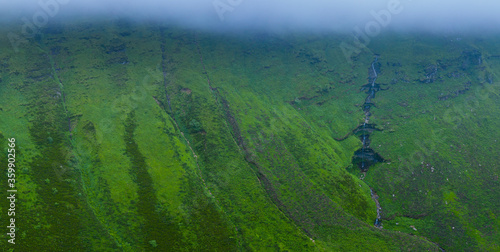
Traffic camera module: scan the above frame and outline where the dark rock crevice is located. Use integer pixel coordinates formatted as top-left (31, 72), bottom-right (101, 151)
top-left (340, 56), bottom-right (388, 228)
top-left (351, 56), bottom-right (387, 173)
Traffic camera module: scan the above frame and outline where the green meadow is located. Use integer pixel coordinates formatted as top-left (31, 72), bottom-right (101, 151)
top-left (0, 19), bottom-right (498, 251)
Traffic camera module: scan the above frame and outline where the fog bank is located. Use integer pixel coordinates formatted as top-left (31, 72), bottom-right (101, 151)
top-left (1, 0), bottom-right (500, 33)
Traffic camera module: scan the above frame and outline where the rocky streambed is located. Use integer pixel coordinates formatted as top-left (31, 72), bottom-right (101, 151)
top-left (352, 56), bottom-right (387, 172)
top-left (350, 56), bottom-right (388, 228)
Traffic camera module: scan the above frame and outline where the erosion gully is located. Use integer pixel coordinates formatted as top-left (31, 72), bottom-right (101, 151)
top-left (351, 55), bottom-right (387, 228)
top-left (345, 56), bottom-right (447, 251)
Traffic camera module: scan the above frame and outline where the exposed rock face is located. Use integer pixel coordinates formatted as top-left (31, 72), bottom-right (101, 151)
top-left (419, 64), bottom-right (439, 83)
top-left (352, 56), bottom-right (386, 172)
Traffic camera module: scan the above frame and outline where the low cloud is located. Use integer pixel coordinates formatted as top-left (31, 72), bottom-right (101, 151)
top-left (1, 0), bottom-right (500, 33)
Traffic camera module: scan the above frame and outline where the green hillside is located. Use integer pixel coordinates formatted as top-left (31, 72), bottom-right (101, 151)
top-left (0, 19), bottom-right (498, 251)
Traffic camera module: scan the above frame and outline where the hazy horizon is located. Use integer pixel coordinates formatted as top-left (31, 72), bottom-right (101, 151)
top-left (1, 0), bottom-right (500, 34)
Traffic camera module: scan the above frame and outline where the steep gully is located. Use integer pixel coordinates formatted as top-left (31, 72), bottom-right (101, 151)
top-left (155, 31), bottom-right (243, 247)
top-left (193, 35), bottom-right (317, 242)
top-left (349, 56), bottom-right (387, 228)
top-left (344, 56), bottom-right (446, 251)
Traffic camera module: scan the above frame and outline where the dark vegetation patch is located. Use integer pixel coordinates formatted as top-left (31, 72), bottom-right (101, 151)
top-left (124, 112), bottom-right (184, 251)
top-left (21, 58), bottom-right (86, 251)
top-left (438, 81), bottom-right (472, 100)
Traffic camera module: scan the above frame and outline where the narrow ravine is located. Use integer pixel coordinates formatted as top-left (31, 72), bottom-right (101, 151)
top-left (353, 56), bottom-right (386, 172)
top-left (345, 56), bottom-right (448, 250)
top-left (351, 55), bottom-right (387, 228)
top-left (371, 189), bottom-right (382, 227)
top-left (193, 34), bottom-right (317, 245)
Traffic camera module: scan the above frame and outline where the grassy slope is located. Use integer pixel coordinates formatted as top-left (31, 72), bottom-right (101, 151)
top-left (0, 19), bottom-right (497, 251)
top-left (195, 30), bottom-right (437, 250)
top-left (361, 33), bottom-right (500, 251)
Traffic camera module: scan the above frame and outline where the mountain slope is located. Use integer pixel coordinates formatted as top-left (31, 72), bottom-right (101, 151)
top-left (0, 19), bottom-right (498, 251)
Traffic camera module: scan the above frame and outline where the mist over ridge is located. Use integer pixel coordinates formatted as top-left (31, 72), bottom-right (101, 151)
top-left (1, 0), bottom-right (500, 34)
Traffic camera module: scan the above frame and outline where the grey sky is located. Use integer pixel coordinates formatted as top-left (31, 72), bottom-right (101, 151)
top-left (1, 0), bottom-right (500, 33)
